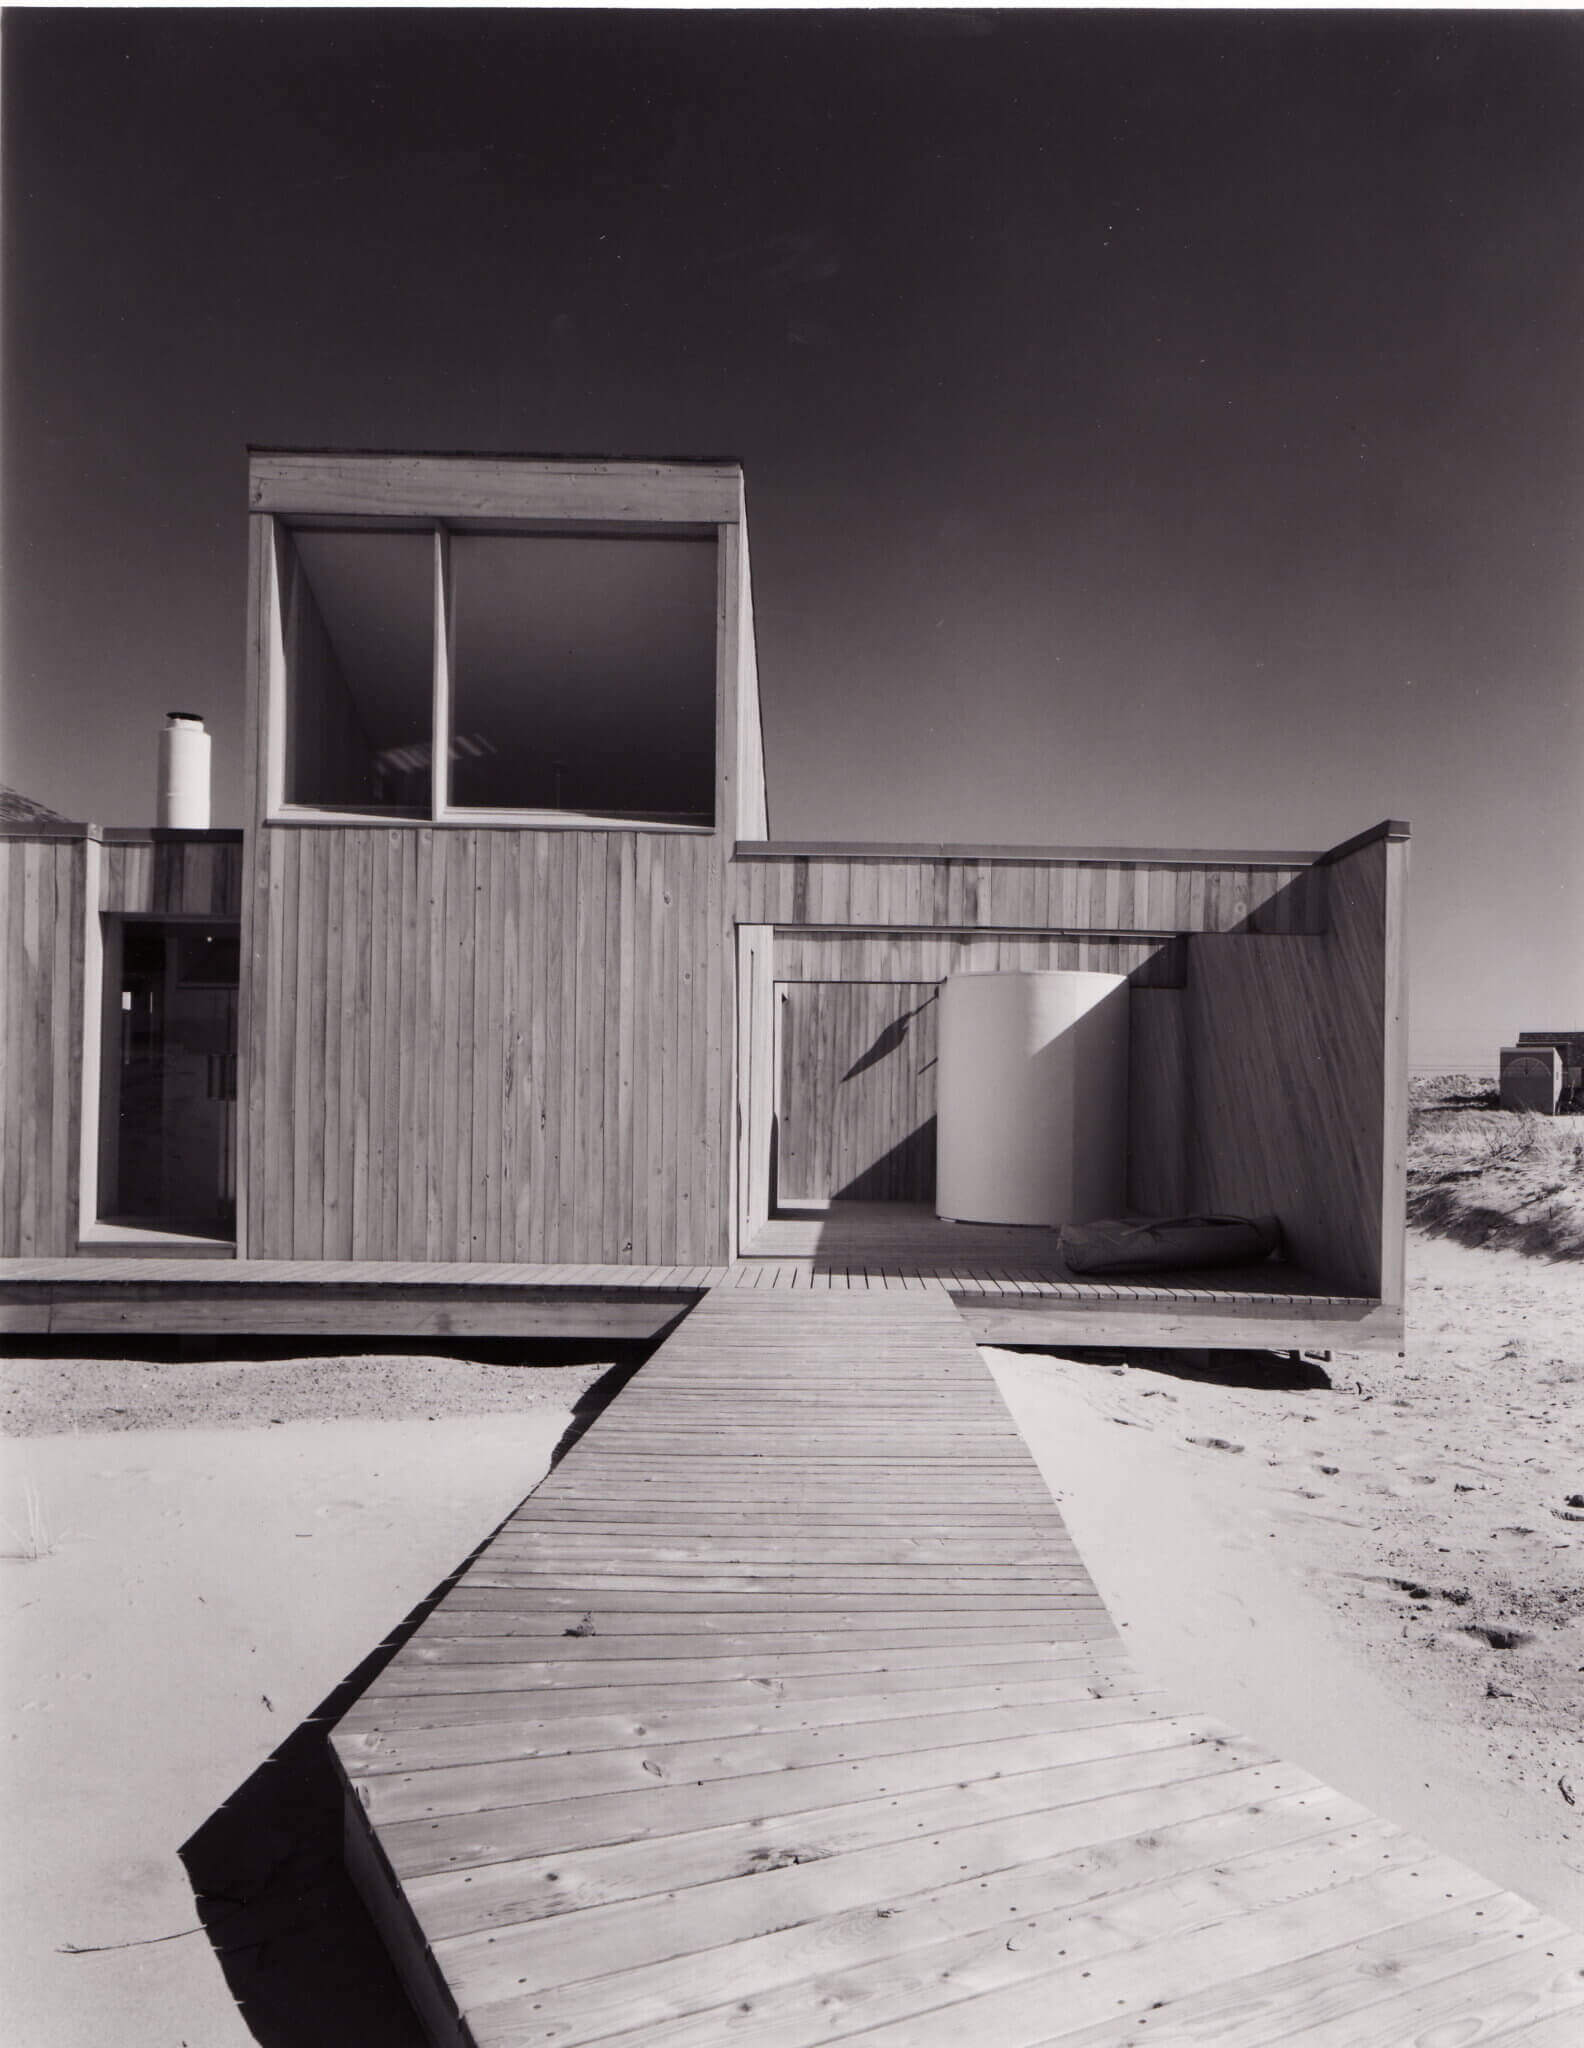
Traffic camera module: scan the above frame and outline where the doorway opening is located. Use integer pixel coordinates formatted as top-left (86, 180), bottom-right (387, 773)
top-left (97, 919), bottom-right (239, 1242)
top-left (774, 980), bottom-right (940, 1207)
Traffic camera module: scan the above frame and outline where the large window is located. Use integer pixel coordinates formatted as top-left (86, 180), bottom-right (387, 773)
top-left (274, 524), bottom-right (717, 827)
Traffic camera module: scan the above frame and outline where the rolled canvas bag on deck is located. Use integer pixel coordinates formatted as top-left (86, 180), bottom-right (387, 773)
top-left (1058, 1213), bottom-right (1283, 1276)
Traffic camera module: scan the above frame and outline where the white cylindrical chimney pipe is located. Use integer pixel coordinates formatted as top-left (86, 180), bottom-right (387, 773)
top-left (157, 712), bottom-right (211, 829)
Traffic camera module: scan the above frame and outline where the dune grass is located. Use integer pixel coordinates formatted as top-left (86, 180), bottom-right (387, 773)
top-left (1409, 1073), bottom-right (1584, 1259)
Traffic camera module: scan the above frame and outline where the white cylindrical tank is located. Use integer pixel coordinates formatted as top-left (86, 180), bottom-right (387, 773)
top-left (157, 712), bottom-right (212, 829)
top-left (936, 969), bottom-right (1129, 1227)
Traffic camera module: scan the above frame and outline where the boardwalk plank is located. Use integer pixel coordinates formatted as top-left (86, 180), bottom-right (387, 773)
top-left (461, 1801), bottom-right (1393, 2043)
top-left (1044, 1890), bottom-right (1576, 2047)
top-left (348, 1692), bottom-right (1168, 1803)
top-left (329, 1284), bottom-right (1566, 2048)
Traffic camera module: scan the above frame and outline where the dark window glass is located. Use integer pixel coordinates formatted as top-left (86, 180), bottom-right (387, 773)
top-left (449, 535), bottom-right (716, 822)
top-left (284, 530), bottom-right (433, 810)
top-left (104, 920), bottom-right (238, 1235)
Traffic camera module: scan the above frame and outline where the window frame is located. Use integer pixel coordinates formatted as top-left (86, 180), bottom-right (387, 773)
top-left (262, 513), bottom-right (723, 833)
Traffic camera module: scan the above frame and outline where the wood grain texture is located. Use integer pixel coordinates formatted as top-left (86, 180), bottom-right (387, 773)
top-left (242, 825), bottom-right (732, 1262)
top-left (1184, 836), bottom-right (1405, 1300)
top-left (0, 835), bottom-right (86, 1255)
top-left (775, 983), bottom-right (938, 1204)
top-left (1127, 989), bottom-right (1189, 1215)
top-left (248, 450), bottom-right (742, 525)
top-left (98, 834), bottom-right (244, 917)
top-left (328, 1284), bottom-right (1559, 2048)
top-left (239, 455), bottom-right (763, 1267)
top-left (736, 855), bottom-right (1323, 935)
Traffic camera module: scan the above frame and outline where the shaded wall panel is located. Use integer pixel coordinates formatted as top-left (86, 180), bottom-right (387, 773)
top-left (242, 827), bottom-right (727, 1263)
top-left (736, 856), bottom-right (1323, 934)
top-left (776, 982), bottom-right (939, 1204)
top-left (0, 836), bottom-right (85, 1255)
top-left (1183, 838), bottom-right (1400, 1298)
top-left (1127, 990), bottom-right (1189, 1216)
top-left (773, 931), bottom-right (1185, 987)
top-left (100, 837), bottom-right (243, 918)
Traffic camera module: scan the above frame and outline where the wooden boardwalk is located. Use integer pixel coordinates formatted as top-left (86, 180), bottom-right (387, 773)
top-left (0, 1204), bottom-right (1401, 1347)
top-left (332, 1287), bottom-right (1583, 2046)
top-left (741, 1205), bottom-right (1401, 1351)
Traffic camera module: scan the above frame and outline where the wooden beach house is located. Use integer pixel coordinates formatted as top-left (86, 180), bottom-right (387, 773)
top-left (28, 458), bottom-right (1572, 2048)
top-left (0, 450), bottom-right (1408, 1352)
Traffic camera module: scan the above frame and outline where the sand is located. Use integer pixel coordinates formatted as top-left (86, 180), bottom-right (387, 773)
top-left (1, 1354), bottom-right (611, 2047)
top-left (989, 1230), bottom-right (1584, 1928)
top-left (3, 1232), bottom-right (1580, 2041)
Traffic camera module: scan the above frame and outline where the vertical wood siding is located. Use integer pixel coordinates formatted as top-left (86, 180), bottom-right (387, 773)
top-left (0, 837), bottom-right (85, 1255)
top-left (735, 854), bottom-right (1324, 934)
top-left (99, 836), bottom-right (244, 917)
top-left (1183, 837), bottom-right (1401, 1299)
top-left (776, 983), bottom-right (939, 1204)
top-left (242, 827), bottom-right (728, 1263)
top-left (1127, 990), bottom-right (1190, 1217)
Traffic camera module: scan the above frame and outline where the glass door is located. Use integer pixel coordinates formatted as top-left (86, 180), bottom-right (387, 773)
top-left (100, 919), bottom-right (239, 1238)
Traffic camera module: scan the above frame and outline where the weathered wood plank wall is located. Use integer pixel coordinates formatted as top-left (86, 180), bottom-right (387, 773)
top-left (99, 834), bottom-right (244, 918)
top-left (776, 982), bottom-right (940, 1203)
top-left (241, 826), bottom-right (729, 1263)
top-left (1127, 990), bottom-right (1191, 1217)
top-left (0, 836), bottom-right (86, 1255)
top-left (734, 851), bottom-right (1324, 935)
top-left (1184, 835), bottom-right (1406, 1298)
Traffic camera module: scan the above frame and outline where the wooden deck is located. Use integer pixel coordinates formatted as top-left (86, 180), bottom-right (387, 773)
top-left (332, 1286), bottom-right (1582, 2046)
top-left (0, 1215), bottom-right (1401, 1348)
top-left (744, 1204), bottom-right (1402, 1351)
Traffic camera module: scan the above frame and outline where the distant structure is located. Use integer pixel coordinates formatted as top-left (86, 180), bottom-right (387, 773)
top-left (1506, 1030), bottom-right (1583, 1112)
top-left (1500, 1044), bottom-right (1562, 1113)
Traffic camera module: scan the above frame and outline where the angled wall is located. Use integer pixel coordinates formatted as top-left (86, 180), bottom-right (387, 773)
top-left (1183, 826), bottom-right (1409, 1299)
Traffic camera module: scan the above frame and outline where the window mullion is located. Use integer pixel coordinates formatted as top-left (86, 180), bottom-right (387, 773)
top-left (432, 525), bottom-right (452, 820)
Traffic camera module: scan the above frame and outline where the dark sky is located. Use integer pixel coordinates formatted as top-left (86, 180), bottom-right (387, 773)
top-left (4, 10), bottom-right (1581, 1063)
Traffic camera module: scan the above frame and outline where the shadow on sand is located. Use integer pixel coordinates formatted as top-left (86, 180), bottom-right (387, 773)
top-left (993, 1343), bottom-right (1336, 1392)
top-left (176, 1344), bottom-right (656, 2045)
top-left (178, 1551), bottom-right (476, 2043)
